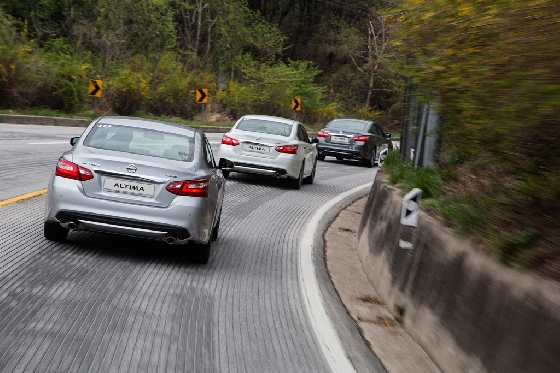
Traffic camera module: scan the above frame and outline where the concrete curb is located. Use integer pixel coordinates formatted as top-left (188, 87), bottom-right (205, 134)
top-left (325, 197), bottom-right (440, 373)
top-left (0, 114), bottom-right (233, 133)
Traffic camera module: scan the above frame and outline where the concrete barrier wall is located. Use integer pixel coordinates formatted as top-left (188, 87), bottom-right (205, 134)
top-left (0, 114), bottom-right (232, 133)
top-left (357, 175), bottom-right (560, 373)
top-left (0, 114), bottom-right (93, 127)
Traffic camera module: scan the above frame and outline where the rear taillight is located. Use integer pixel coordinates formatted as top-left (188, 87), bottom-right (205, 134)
top-left (166, 179), bottom-right (209, 197)
top-left (275, 144), bottom-right (299, 154)
top-left (317, 131), bottom-right (329, 138)
top-left (352, 135), bottom-right (370, 142)
top-left (55, 158), bottom-right (93, 181)
top-left (222, 134), bottom-right (240, 146)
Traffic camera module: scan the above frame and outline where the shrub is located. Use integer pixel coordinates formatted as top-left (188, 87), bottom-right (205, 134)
top-left (437, 194), bottom-right (493, 236)
top-left (382, 150), bottom-right (442, 198)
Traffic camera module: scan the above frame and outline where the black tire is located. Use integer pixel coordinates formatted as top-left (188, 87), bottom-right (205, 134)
top-left (222, 170), bottom-right (230, 179)
top-left (303, 160), bottom-right (317, 185)
top-left (289, 162), bottom-right (304, 190)
top-left (211, 211), bottom-right (221, 241)
top-left (363, 147), bottom-right (376, 168)
top-left (317, 154), bottom-right (325, 161)
top-left (191, 240), bottom-right (211, 264)
top-left (44, 222), bottom-right (69, 242)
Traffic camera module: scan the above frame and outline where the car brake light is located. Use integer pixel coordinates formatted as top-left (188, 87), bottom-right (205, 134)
top-left (317, 131), bottom-right (329, 138)
top-left (166, 179), bottom-right (209, 197)
top-left (222, 134), bottom-right (240, 146)
top-left (352, 135), bottom-right (369, 142)
top-left (275, 144), bottom-right (299, 154)
top-left (55, 158), bottom-right (93, 181)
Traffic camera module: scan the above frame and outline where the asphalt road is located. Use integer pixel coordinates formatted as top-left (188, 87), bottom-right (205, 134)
top-left (0, 124), bottom-right (384, 372)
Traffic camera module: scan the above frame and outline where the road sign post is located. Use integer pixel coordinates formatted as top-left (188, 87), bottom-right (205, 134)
top-left (196, 88), bottom-right (208, 122)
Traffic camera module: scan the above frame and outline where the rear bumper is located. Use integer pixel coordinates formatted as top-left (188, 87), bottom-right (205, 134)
top-left (220, 159), bottom-right (288, 177)
top-left (44, 176), bottom-right (212, 244)
top-left (317, 144), bottom-right (366, 159)
top-left (55, 210), bottom-right (191, 241)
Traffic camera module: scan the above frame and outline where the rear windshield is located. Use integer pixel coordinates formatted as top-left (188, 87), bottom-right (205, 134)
top-left (326, 120), bottom-right (369, 132)
top-left (84, 123), bottom-right (195, 162)
top-left (236, 118), bottom-right (293, 137)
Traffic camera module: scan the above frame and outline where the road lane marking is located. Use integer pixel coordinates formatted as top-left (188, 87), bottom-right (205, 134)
top-left (0, 189), bottom-right (47, 207)
top-left (300, 182), bottom-right (373, 373)
top-left (28, 141), bottom-right (69, 145)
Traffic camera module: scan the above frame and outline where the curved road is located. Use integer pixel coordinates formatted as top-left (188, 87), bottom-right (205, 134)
top-left (0, 124), bottom-right (384, 372)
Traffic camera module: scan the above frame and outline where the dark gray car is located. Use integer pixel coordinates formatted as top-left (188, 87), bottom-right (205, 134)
top-left (316, 118), bottom-right (393, 167)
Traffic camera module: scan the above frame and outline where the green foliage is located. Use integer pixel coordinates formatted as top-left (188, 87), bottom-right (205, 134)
top-left (382, 150), bottom-right (442, 199)
top-left (42, 38), bottom-right (91, 113)
top-left (392, 0), bottom-right (559, 272)
top-left (436, 195), bottom-right (493, 236)
top-left (0, 0), bottom-right (403, 124)
top-left (0, 10), bottom-right (39, 108)
top-left (149, 53), bottom-right (199, 118)
top-left (108, 61), bottom-right (151, 116)
top-left (494, 229), bottom-right (538, 267)
top-left (403, 167), bottom-right (442, 199)
top-left (394, 0), bottom-right (560, 213)
top-left (382, 149), bottom-right (412, 185)
top-left (219, 54), bottom-right (325, 119)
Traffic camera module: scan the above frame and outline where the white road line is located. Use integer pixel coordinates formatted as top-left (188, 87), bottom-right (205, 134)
top-left (300, 182), bottom-right (373, 373)
top-left (28, 141), bottom-right (69, 145)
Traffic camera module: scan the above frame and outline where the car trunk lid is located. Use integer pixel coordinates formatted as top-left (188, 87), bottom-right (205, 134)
top-left (72, 148), bottom-right (197, 208)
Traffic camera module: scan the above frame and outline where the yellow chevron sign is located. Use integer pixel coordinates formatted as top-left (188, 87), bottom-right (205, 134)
top-left (196, 88), bottom-right (208, 103)
top-left (88, 79), bottom-right (103, 97)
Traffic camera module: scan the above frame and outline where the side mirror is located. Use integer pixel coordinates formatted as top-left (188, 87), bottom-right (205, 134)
top-left (70, 137), bottom-right (79, 146)
top-left (384, 133), bottom-right (391, 139)
top-left (218, 158), bottom-right (234, 169)
top-left (310, 138), bottom-right (319, 144)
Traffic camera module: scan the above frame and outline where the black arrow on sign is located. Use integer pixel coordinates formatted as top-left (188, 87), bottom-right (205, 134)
top-left (197, 89), bottom-right (207, 103)
top-left (89, 80), bottom-right (101, 96)
top-left (292, 98), bottom-right (300, 110)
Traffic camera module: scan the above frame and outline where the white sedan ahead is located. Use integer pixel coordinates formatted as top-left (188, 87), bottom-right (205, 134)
top-left (218, 115), bottom-right (318, 189)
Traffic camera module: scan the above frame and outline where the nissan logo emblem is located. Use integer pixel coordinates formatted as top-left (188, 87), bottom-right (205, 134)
top-left (126, 164), bottom-right (137, 173)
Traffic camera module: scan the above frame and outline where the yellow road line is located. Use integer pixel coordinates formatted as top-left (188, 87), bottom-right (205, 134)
top-left (0, 189), bottom-right (47, 207)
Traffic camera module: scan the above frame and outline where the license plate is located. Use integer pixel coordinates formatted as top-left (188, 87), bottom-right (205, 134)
top-left (243, 144), bottom-right (270, 154)
top-left (103, 178), bottom-right (155, 197)
top-left (331, 135), bottom-right (349, 143)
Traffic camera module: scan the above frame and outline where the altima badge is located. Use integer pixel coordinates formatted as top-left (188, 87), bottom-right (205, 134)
top-left (126, 164), bottom-right (137, 173)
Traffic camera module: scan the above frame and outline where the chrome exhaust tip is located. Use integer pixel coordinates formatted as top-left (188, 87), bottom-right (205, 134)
top-left (164, 236), bottom-right (177, 245)
top-left (61, 221), bottom-right (79, 230)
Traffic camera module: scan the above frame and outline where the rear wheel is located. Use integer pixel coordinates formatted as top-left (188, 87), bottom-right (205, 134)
top-left (191, 240), bottom-right (211, 264)
top-left (44, 222), bottom-right (69, 242)
top-left (317, 154), bottom-right (325, 161)
top-left (211, 211), bottom-right (221, 241)
top-left (303, 160), bottom-right (317, 185)
top-left (363, 147), bottom-right (376, 168)
top-left (289, 162), bottom-right (304, 190)
top-left (222, 170), bottom-right (230, 178)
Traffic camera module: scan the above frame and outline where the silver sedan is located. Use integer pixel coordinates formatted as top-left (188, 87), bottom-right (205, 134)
top-left (43, 116), bottom-right (225, 264)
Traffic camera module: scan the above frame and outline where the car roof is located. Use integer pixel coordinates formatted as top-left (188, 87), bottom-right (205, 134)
top-left (239, 115), bottom-right (299, 126)
top-left (327, 118), bottom-right (372, 125)
top-left (96, 116), bottom-right (200, 137)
